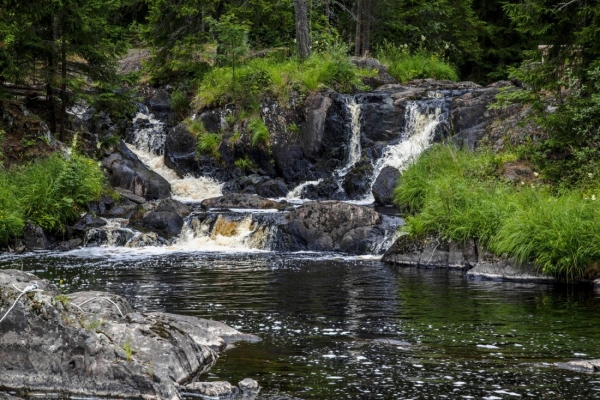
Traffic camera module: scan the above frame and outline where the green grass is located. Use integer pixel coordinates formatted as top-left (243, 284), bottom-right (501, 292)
top-left (184, 118), bottom-right (222, 158)
top-left (377, 42), bottom-right (458, 83)
top-left (0, 153), bottom-right (104, 243)
top-left (394, 144), bottom-right (600, 281)
top-left (195, 49), bottom-right (374, 111)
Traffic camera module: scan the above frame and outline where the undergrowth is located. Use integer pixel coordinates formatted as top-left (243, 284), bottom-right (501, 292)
top-left (394, 144), bottom-right (600, 281)
top-left (0, 153), bottom-right (104, 243)
top-left (195, 47), bottom-right (374, 111)
top-left (377, 42), bottom-right (458, 83)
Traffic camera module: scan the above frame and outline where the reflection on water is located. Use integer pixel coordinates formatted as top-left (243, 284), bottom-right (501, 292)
top-left (1, 252), bottom-right (600, 399)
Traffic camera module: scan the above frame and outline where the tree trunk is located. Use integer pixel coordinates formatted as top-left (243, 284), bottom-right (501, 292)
top-left (294, 0), bottom-right (311, 60)
top-left (362, 0), bottom-right (371, 56)
top-left (60, 23), bottom-right (67, 143)
top-left (354, 0), bottom-right (363, 57)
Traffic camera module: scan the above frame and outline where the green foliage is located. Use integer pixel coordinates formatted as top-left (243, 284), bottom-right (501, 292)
top-left (248, 118), bottom-right (269, 147)
top-left (122, 338), bottom-right (133, 362)
top-left (170, 90), bottom-right (190, 120)
top-left (395, 144), bottom-right (600, 281)
top-left (377, 42), bottom-right (458, 83)
top-left (234, 156), bottom-right (254, 172)
top-left (0, 151), bottom-right (104, 241)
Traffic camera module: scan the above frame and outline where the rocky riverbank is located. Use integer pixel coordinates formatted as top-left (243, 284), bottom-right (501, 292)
top-left (0, 269), bottom-right (260, 399)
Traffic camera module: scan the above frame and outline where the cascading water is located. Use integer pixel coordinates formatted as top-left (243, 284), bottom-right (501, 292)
top-left (337, 97), bottom-right (362, 177)
top-left (126, 105), bottom-right (223, 202)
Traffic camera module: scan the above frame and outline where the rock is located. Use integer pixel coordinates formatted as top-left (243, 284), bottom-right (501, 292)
top-left (503, 161), bottom-right (536, 183)
top-left (102, 140), bottom-right (171, 200)
top-left (88, 193), bottom-right (138, 219)
top-left (238, 378), bottom-right (260, 395)
top-left (350, 57), bottom-right (398, 88)
top-left (257, 178), bottom-right (288, 198)
top-left (0, 270), bottom-right (257, 399)
top-left (84, 226), bottom-right (137, 247)
top-left (182, 381), bottom-right (238, 398)
top-left (283, 201), bottom-right (387, 253)
top-left (343, 160), bottom-right (374, 199)
top-left (555, 359), bottom-right (600, 373)
top-left (126, 232), bottom-right (163, 248)
top-left (201, 193), bottom-right (283, 210)
top-left (299, 93), bottom-right (333, 161)
top-left (382, 236), bottom-right (477, 269)
top-left (155, 198), bottom-right (191, 217)
top-left (57, 238), bottom-right (83, 251)
top-left (163, 123), bottom-right (201, 178)
top-left (142, 211), bottom-right (184, 239)
top-left (372, 166), bottom-right (400, 206)
top-left (356, 92), bottom-right (404, 142)
top-left (22, 224), bottom-right (52, 251)
top-left (73, 213), bottom-right (108, 232)
top-left (115, 187), bottom-right (146, 205)
top-left (466, 260), bottom-right (556, 283)
top-left (302, 178), bottom-right (344, 200)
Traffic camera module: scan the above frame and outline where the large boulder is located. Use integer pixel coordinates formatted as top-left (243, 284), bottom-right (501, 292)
top-left (283, 201), bottom-right (391, 253)
top-left (0, 270), bottom-right (259, 399)
top-left (372, 166), bottom-right (400, 206)
top-left (163, 123), bottom-right (200, 178)
top-left (343, 160), bottom-right (374, 199)
top-left (382, 235), bottom-right (478, 269)
top-left (22, 223), bottom-right (52, 251)
top-left (142, 211), bottom-right (184, 239)
top-left (256, 178), bottom-right (288, 198)
top-left (102, 140), bottom-right (171, 200)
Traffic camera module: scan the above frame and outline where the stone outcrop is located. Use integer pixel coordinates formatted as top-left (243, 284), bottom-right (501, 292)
top-left (101, 140), bottom-right (171, 200)
top-left (282, 201), bottom-right (399, 253)
top-left (0, 270), bottom-right (259, 399)
top-left (372, 166), bottom-right (400, 206)
top-left (201, 193), bottom-right (285, 210)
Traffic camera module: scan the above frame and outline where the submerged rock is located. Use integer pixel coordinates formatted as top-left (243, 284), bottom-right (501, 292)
top-left (0, 270), bottom-right (259, 399)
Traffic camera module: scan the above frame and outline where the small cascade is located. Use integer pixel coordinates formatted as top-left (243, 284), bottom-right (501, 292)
top-left (125, 104), bottom-right (223, 202)
top-left (84, 218), bottom-right (162, 248)
top-left (176, 212), bottom-right (284, 252)
top-left (285, 179), bottom-right (323, 202)
top-left (337, 97), bottom-right (362, 177)
top-left (128, 104), bottom-right (168, 155)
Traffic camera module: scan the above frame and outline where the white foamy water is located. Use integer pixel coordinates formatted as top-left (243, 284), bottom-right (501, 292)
top-left (337, 98), bottom-right (362, 177)
top-left (127, 144), bottom-right (223, 202)
top-left (129, 109), bottom-right (167, 155)
top-left (284, 179), bottom-right (323, 203)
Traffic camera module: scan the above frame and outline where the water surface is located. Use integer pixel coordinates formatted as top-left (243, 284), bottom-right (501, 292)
top-left (1, 251), bottom-right (600, 399)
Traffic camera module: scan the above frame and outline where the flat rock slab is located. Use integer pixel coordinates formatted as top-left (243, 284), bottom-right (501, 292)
top-left (0, 270), bottom-right (258, 399)
top-left (201, 193), bottom-right (285, 210)
top-left (466, 261), bottom-right (556, 283)
top-left (555, 359), bottom-right (600, 373)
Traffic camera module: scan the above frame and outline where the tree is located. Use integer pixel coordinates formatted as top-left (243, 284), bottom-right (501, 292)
top-left (210, 13), bottom-right (250, 91)
top-left (294, 0), bottom-right (311, 60)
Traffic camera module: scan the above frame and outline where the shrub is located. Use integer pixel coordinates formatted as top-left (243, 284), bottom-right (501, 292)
top-left (197, 133), bottom-right (222, 158)
top-left (170, 90), bottom-right (190, 120)
top-left (248, 118), bottom-right (270, 147)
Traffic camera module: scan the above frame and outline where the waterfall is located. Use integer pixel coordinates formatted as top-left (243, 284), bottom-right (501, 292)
top-left (285, 179), bottom-right (323, 202)
top-left (126, 105), bottom-right (223, 202)
top-left (337, 97), bottom-right (362, 177)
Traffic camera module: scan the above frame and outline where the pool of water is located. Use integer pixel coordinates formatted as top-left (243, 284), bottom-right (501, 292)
top-left (2, 250), bottom-right (600, 399)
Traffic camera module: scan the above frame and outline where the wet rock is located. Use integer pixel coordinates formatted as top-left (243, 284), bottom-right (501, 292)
top-left (126, 232), bottom-right (163, 248)
top-left (257, 178), bottom-right (288, 198)
top-left (299, 93), bottom-right (333, 161)
top-left (466, 260), bottom-right (556, 283)
top-left (142, 211), bottom-right (184, 239)
top-left (156, 198), bottom-right (192, 217)
top-left (238, 378), bottom-right (260, 395)
top-left (555, 359), bottom-right (600, 373)
top-left (372, 166), bottom-right (400, 206)
top-left (382, 236), bottom-right (477, 269)
top-left (182, 381), bottom-right (238, 398)
top-left (57, 238), bottom-right (83, 251)
top-left (201, 193), bottom-right (283, 210)
top-left (115, 187), bottom-right (146, 205)
top-left (73, 213), bottom-right (108, 232)
top-left (163, 123), bottom-right (200, 178)
top-left (343, 160), bottom-right (374, 199)
top-left (88, 193), bottom-right (137, 219)
top-left (357, 92), bottom-right (404, 142)
top-left (22, 224), bottom-right (52, 251)
top-left (283, 201), bottom-right (390, 253)
top-left (84, 226), bottom-right (136, 247)
top-left (102, 140), bottom-right (171, 200)
top-left (302, 178), bottom-right (344, 200)
top-left (0, 270), bottom-right (257, 400)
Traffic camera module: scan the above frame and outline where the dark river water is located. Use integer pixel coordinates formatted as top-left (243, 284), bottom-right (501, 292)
top-left (2, 250), bottom-right (600, 399)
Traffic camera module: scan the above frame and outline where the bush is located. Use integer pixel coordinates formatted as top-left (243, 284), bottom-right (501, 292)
top-left (197, 133), bottom-right (222, 158)
top-left (0, 152), bottom-right (104, 241)
top-left (170, 90), bottom-right (190, 120)
top-left (377, 42), bottom-right (458, 83)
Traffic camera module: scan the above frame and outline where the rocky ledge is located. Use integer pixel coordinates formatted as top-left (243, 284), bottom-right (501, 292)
top-left (382, 235), bottom-right (557, 283)
top-left (0, 270), bottom-right (260, 399)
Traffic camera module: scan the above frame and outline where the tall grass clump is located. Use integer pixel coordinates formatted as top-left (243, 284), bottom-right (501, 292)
top-left (490, 190), bottom-right (600, 281)
top-left (0, 152), bottom-right (104, 242)
top-left (377, 42), bottom-right (458, 83)
top-left (249, 118), bottom-right (270, 147)
top-left (394, 143), bottom-right (600, 281)
top-left (185, 119), bottom-right (222, 158)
